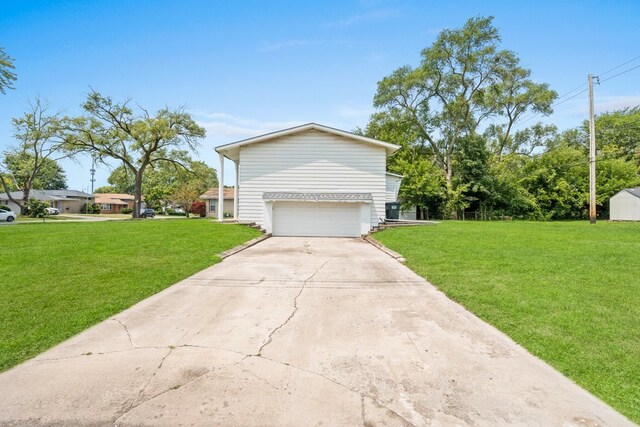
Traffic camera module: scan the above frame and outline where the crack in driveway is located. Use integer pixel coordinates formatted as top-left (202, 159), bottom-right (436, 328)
top-left (254, 259), bottom-right (328, 357)
top-left (113, 318), bottom-right (135, 347)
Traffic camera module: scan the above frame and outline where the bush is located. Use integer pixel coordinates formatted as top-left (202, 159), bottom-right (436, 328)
top-left (121, 207), bottom-right (132, 214)
top-left (191, 201), bottom-right (206, 217)
top-left (0, 204), bottom-right (10, 211)
top-left (27, 199), bottom-right (49, 219)
top-left (80, 202), bottom-right (101, 214)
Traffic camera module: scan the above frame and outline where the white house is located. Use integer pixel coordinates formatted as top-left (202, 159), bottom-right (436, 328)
top-left (610, 187), bottom-right (640, 221)
top-left (214, 123), bottom-right (401, 237)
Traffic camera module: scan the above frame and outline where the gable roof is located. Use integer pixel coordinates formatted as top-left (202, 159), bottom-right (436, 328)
top-left (200, 187), bottom-right (235, 200)
top-left (94, 193), bottom-right (134, 205)
top-left (215, 122), bottom-right (400, 162)
top-left (623, 187), bottom-right (640, 198)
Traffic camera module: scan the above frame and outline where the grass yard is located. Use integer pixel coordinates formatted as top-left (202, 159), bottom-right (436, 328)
top-left (17, 215), bottom-right (75, 222)
top-left (0, 220), bottom-right (261, 372)
top-left (374, 221), bottom-right (640, 423)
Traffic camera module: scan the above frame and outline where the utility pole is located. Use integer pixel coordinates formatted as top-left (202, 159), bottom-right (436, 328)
top-left (89, 155), bottom-right (96, 194)
top-left (588, 74), bottom-right (597, 224)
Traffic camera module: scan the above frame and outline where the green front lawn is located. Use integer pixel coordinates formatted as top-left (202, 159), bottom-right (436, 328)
top-left (374, 221), bottom-right (640, 423)
top-left (0, 220), bottom-right (261, 372)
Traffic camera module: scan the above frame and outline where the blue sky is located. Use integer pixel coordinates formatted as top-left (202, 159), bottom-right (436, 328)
top-left (1, 0), bottom-right (639, 189)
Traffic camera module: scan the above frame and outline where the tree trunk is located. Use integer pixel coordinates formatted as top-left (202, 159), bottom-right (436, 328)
top-left (21, 187), bottom-right (30, 215)
top-left (444, 162), bottom-right (457, 220)
top-left (0, 176), bottom-right (26, 214)
top-left (133, 171), bottom-right (143, 218)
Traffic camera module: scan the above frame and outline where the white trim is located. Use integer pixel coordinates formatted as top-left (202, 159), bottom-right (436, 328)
top-left (385, 171), bottom-right (404, 178)
top-left (234, 162), bottom-right (239, 220)
top-left (215, 123), bottom-right (400, 159)
top-left (218, 153), bottom-right (224, 221)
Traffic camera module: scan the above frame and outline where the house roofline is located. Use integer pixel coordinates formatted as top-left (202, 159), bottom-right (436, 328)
top-left (214, 122), bottom-right (400, 159)
top-left (385, 172), bottom-right (404, 178)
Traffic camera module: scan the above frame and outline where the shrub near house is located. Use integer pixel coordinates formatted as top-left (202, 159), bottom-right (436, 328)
top-left (191, 201), bottom-right (206, 217)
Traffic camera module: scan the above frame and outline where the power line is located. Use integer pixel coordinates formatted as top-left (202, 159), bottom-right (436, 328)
top-left (516, 54), bottom-right (640, 127)
top-left (598, 55), bottom-right (640, 78)
top-left (600, 63), bottom-right (640, 83)
top-left (518, 88), bottom-right (589, 125)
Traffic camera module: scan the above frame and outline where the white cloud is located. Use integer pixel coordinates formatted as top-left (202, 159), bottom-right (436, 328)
top-left (190, 111), bottom-right (305, 142)
top-left (595, 95), bottom-right (640, 113)
top-left (258, 39), bottom-right (320, 52)
top-left (365, 51), bottom-right (385, 63)
top-left (326, 8), bottom-right (399, 28)
top-left (558, 94), bottom-right (640, 115)
top-left (335, 104), bottom-right (374, 120)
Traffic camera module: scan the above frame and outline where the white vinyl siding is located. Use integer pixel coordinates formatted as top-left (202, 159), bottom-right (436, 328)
top-left (238, 129), bottom-right (387, 230)
top-left (610, 191), bottom-right (640, 221)
top-left (385, 174), bottom-right (402, 202)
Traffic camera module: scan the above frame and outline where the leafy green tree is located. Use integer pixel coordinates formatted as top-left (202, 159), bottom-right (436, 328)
top-left (61, 91), bottom-right (206, 217)
top-left (3, 152), bottom-right (67, 191)
top-left (550, 107), bottom-right (640, 163)
top-left (94, 185), bottom-right (117, 193)
top-left (487, 123), bottom-right (558, 158)
top-left (521, 145), bottom-right (588, 220)
top-left (0, 99), bottom-right (73, 214)
top-left (489, 154), bottom-right (538, 218)
top-left (106, 165), bottom-right (136, 194)
top-left (454, 134), bottom-right (498, 217)
top-left (170, 181), bottom-right (202, 218)
top-left (595, 155), bottom-right (640, 217)
top-left (105, 156), bottom-right (217, 210)
top-left (0, 47), bottom-right (17, 94)
top-left (360, 111), bottom-right (445, 219)
top-left (371, 16), bottom-right (556, 217)
top-left (593, 107), bottom-right (640, 164)
top-left (166, 158), bottom-right (217, 216)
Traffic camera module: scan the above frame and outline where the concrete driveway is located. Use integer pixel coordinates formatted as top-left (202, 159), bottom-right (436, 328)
top-left (0, 237), bottom-right (632, 426)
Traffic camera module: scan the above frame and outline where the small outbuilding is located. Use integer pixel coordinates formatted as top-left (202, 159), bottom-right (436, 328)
top-left (609, 187), bottom-right (640, 221)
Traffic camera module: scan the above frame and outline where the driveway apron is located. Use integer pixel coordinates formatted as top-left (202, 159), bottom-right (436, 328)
top-left (0, 237), bottom-right (632, 426)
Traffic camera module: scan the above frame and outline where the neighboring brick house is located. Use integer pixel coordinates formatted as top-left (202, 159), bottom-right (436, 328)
top-left (94, 193), bottom-right (135, 214)
top-left (199, 187), bottom-right (235, 218)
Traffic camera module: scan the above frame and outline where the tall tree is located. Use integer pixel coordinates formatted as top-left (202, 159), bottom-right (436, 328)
top-left (0, 99), bottom-right (72, 214)
top-left (372, 16), bottom-right (556, 217)
top-left (94, 185), bottom-right (117, 194)
top-left (104, 156), bottom-right (217, 210)
top-left (0, 47), bottom-right (17, 94)
top-left (3, 152), bottom-right (67, 191)
top-left (106, 165), bottom-right (136, 194)
top-left (360, 111), bottom-right (445, 219)
top-left (167, 158), bottom-right (218, 216)
top-left (61, 91), bottom-right (206, 217)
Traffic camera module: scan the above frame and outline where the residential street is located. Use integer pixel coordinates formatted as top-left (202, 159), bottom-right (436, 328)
top-left (0, 237), bottom-right (632, 426)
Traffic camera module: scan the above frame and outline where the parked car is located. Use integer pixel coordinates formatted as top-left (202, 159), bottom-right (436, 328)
top-left (140, 208), bottom-right (155, 218)
top-left (45, 207), bottom-right (60, 215)
top-left (0, 208), bottom-right (17, 222)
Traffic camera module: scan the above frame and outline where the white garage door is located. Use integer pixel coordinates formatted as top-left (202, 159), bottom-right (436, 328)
top-left (272, 201), bottom-right (363, 237)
